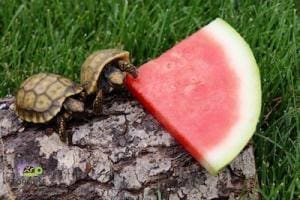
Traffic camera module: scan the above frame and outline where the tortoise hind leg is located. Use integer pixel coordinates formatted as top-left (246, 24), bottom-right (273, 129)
top-left (118, 60), bottom-right (138, 78)
top-left (93, 89), bottom-right (104, 116)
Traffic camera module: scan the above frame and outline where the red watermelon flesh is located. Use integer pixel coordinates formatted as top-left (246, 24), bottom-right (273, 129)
top-left (126, 18), bottom-right (261, 174)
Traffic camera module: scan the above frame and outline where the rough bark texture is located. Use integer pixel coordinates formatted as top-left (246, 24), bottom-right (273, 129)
top-left (0, 95), bottom-right (259, 200)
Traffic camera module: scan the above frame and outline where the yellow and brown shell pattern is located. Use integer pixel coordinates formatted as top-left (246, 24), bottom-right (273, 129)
top-left (80, 49), bottom-right (130, 95)
top-left (15, 73), bottom-right (83, 123)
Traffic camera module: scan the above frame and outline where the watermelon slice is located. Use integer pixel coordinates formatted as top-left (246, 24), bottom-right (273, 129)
top-left (126, 18), bottom-right (261, 174)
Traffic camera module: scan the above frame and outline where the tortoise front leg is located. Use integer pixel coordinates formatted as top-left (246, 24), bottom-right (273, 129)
top-left (78, 91), bottom-right (87, 103)
top-left (93, 89), bottom-right (104, 116)
top-left (56, 112), bottom-right (71, 144)
top-left (118, 60), bottom-right (138, 78)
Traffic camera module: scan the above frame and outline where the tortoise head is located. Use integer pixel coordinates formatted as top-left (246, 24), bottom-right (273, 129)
top-left (63, 97), bottom-right (84, 113)
top-left (104, 65), bottom-right (125, 87)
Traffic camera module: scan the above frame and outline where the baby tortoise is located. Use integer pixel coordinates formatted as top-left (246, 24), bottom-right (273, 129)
top-left (80, 49), bottom-right (138, 115)
top-left (15, 73), bottom-right (84, 143)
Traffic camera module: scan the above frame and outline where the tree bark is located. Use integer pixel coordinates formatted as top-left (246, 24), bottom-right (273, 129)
top-left (0, 95), bottom-right (259, 200)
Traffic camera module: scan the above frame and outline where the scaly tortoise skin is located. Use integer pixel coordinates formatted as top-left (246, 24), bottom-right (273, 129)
top-left (15, 73), bottom-right (84, 143)
top-left (80, 49), bottom-right (138, 115)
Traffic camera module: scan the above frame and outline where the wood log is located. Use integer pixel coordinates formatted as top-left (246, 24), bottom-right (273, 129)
top-left (0, 95), bottom-right (259, 200)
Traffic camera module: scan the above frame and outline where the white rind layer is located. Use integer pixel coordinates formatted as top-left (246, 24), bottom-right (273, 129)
top-left (200, 18), bottom-right (261, 174)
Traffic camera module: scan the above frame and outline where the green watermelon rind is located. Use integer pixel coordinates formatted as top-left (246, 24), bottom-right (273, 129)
top-left (200, 18), bottom-right (261, 175)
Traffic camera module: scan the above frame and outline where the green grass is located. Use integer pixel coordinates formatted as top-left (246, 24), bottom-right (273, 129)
top-left (0, 0), bottom-right (299, 199)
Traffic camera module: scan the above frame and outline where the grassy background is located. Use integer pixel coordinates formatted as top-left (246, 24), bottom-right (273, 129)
top-left (0, 0), bottom-right (299, 199)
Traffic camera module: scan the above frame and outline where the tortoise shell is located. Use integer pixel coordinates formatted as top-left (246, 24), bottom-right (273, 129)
top-left (80, 49), bottom-right (130, 95)
top-left (15, 73), bottom-right (83, 123)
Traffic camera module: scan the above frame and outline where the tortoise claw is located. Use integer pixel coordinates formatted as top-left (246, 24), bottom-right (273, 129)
top-left (118, 60), bottom-right (138, 78)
